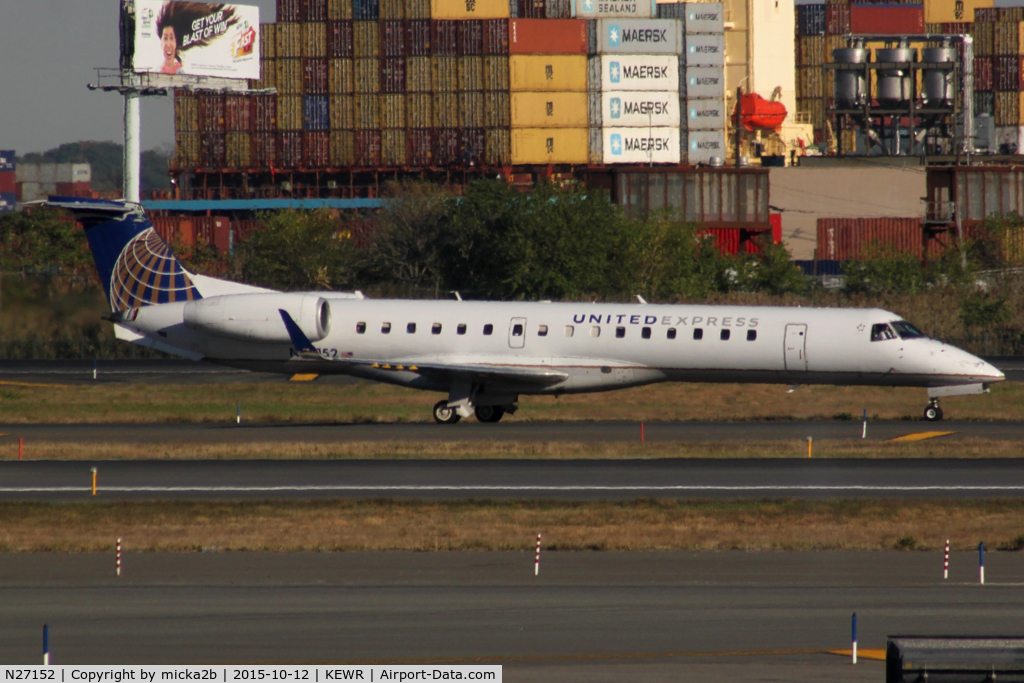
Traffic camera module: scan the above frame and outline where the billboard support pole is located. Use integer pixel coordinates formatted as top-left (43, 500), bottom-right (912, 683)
top-left (124, 91), bottom-right (141, 203)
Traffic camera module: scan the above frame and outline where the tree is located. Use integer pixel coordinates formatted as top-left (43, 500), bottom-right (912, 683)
top-left (0, 206), bottom-right (94, 287)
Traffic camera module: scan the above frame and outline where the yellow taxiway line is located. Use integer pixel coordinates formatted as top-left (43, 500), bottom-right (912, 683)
top-left (289, 374), bottom-right (319, 381)
top-left (827, 648), bottom-right (887, 661)
top-left (890, 431), bottom-right (956, 442)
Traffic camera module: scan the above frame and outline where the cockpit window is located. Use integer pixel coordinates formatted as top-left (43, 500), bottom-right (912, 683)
top-left (871, 323), bottom-right (897, 342)
top-left (891, 320), bottom-right (927, 340)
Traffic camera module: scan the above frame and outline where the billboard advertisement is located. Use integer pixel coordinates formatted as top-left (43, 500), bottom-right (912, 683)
top-left (133, 1), bottom-right (259, 80)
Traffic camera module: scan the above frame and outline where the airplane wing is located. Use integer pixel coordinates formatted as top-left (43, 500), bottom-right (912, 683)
top-left (279, 310), bottom-right (568, 386)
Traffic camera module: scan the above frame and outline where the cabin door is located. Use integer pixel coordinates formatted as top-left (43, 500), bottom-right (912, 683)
top-left (784, 324), bottom-right (808, 371)
top-left (509, 317), bottom-right (527, 349)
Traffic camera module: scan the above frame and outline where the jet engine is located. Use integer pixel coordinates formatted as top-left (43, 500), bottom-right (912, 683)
top-left (183, 293), bottom-right (331, 343)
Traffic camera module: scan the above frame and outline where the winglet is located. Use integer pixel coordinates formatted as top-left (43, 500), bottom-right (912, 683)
top-left (279, 309), bottom-right (318, 356)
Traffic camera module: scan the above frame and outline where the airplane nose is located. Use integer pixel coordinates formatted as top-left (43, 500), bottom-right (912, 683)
top-left (959, 351), bottom-right (1005, 382)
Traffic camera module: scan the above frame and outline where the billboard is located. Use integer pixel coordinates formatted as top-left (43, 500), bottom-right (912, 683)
top-left (133, 1), bottom-right (259, 80)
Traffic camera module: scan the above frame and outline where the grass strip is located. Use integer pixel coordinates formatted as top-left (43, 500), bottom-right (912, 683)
top-left (3, 499), bottom-right (1024, 552)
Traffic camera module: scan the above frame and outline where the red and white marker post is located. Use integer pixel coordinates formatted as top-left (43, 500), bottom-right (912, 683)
top-left (943, 539), bottom-right (949, 580)
top-left (534, 533), bottom-right (542, 576)
top-left (116, 538), bottom-right (121, 577)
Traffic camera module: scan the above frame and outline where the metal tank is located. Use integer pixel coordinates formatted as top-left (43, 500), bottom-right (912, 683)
top-left (921, 44), bottom-right (957, 107)
top-left (876, 44), bottom-right (917, 107)
top-left (833, 46), bottom-right (869, 108)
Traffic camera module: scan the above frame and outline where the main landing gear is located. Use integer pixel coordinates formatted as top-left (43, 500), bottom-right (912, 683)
top-left (924, 398), bottom-right (944, 422)
top-left (432, 401), bottom-right (511, 424)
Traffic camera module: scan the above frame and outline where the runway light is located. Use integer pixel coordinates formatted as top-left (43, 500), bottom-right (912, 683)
top-left (944, 539), bottom-right (949, 580)
top-left (116, 538), bottom-right (122, 577)
top-left (807, 436), bottom-right (813, 459)
top-left (91, 467), bottom-right (97, 496)
top-left (979, 542), bottom-right (985, 585)
top-left (862, 409), bottom-right (867, 439)
top-left (534, 533), bottom-right (542, 576)
top-left (852, 613), bottom-right (857, 664)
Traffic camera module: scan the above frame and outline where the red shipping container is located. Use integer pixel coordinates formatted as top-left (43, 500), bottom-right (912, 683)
top-left (0, 172), bottom-right (14, 194)
top-left (826, 4), bottom-right (850, 34)
top-left (197, 93), bottom-right (226, 132)
top-left (200, 132), bottom-right (226, 168)
top-left (54, 182), bottom-right (92, 197)
top-left (849, 5), bottom-right (924, 35)
top-left (406, 20), bottom-right (431, 56)
top-left (483, 19), bottom-right (509, 54)
top-left (459, 128), bottom-right (485, 166)
top-left (225, 95), bottom-right (251, 131)
top-left (975, 56), bottom-right (994, 91)
top-left (304, 131), bottom-right (330, 167)
top-left (328, 21), bottom-right (354, 58)
top-left (942, 22), bottom-right (970, 34)
top-left (303, 58), bottom-right (329, 93)
top-left (816, 217), bottom-right (923, 260)
top-left (381, 20), bottom-right (406, 57)
top-left (303, 0), bottom-right (327, 21)
top-left (278, 0), bottom-right (302, 22)
top-left (517, 0), bottom-right (545, 19)
top-left (457, 20), bottom-right (484, 55)
top-left (436, 129), bottom-right (460, 165)
top-left (994, 55), bottom-right (1021, 91)
top-left (251, 95), bottom-right (277, 132)
top-left (432, 21), bottom-right (458, 55)
top-left (213, 218), bottom-right (232, 253)
top-left (355, 130), bottom-right (382, 166)
top-left (975, 7), bottom-right (998, 22)
top-left (380, 58), bottom-right (406, 92)
top-left (277, 131), bottom-right (304, 168)
top-left (698, 228), bottom-right (740, 256)
top-left (251, 133), bottom-right (277, 167)
top-left (770, 213), bottom-right (782, 244)
top-left (508, 19), bottom-right (587, 54)
top-left (407, 129), bottom-right (435, 166)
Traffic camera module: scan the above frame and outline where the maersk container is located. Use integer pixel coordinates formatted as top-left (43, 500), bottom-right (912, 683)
top-left (686, 98), bottom-right (726, 130)
top-left (571, 0), bottom-right (655, 20)
top-left (304, 95), bottom-right (331, 130)
top-left (684, 3), bottom-right (723, 34)
top-left (683, 66), bottom-right (725, 99)
top-left (511, 91), bottom-right (589, 126)
top-left (598, 126), bottom-right (680, 163)
top-left (588, 90), bottom-right (680, 127)
top-left (588, 54), bottom-right (679, 91)
top-left (684, 34), bottom-right (725, 67)
top-left (685, 129), bottom-right (725, 164)
top-left (0, 193), bottom-right (16, 215)
top-left (510, 128), bottom-right (589, 163)
top-left (509, 55), bottom-right (588, 90)
top-left (592, 19), bottom-right (682, 54)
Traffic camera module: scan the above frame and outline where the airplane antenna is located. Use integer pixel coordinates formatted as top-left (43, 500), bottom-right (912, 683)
top-left (451, 291), bottom-right (463, 301)
top-left (635, 295), bottom-right (648, 305)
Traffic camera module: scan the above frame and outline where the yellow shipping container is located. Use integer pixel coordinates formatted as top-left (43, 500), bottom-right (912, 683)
top-left (510, 92), bottom-right (588, 127)
top-left (434, 92), bottom-right (459, 127)
top-left (382, 129), bottom-right (407, 165)
top-left (407, 93), bottom-right (433, 127)
top-left (175, 132), bottom-right (200, 168)
top-left (303, 22), bottom-right (327, 57)
top-left (407, 57), bottom-right (432, 92)
top-left (330, 131), bottom-right (355, 165)
top-left (276, 59), bottom-right (303, 94)
top-left (355, 58), bottom-right (381, 93)
top-left (925, 0), bottom-right (993, 23)
top-left (380, 0), bottom-right (405, 19)
top-left (380, 94), bottom-right (407, 128)
top-left (484, 91), bottom-right (510, 127)
top-left (328, 0), bottom-right (353, 19)
top-left (433, 56), bottom-right (459, 92)
top-left (277, 23), bottom-right (302, 58)
top-left (485, 128), bottom-right (511, 166)
top-left (330, 95), bottom-right (355, 129)
top-left (261, 24), bottom-right (277, 60)
top-left (484, 56), bottom-right (509, 91)
top-left (226, 132), bottom-right (251, 169)
top-left (329, 59), bottom-right (354, 93)
top-left (459, 91), bottom-right (485, 127)
top-left (511, 128), bottom-right (588, 164)
top-left (972, 22), bottom-right (995, 56)
top-left (798, 36), bottom-right (824, 67)
top-left (407, 0), bottom-right (431, 18)
top-left (278, 96), bottom-right (304, 130)
top-left (459, 57), bottom-right (484, 91)
top-left (174, 93), bottom-right (198, 132)
top-left (251, 58), bottom-right (278, 91)
top-left (355, 94), bottom-right (380, 129)
top-left (994, 21), bottom-right (1024, 55)
top-left (509, 55), bottom-right (588, 92)
top-left (354, 22), bottom-right (380, 57)
top-left (431, 0), bottom-right (509, 19)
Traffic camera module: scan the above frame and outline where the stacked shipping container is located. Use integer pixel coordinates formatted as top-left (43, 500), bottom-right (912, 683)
top-left (971, 7), bottom-right (1024, 151)
top-left (0, 151), bottom-right (14, 214)
top-left (14, 163), bottom-right (92, 203)
top-left (173, 0), bottom-right (728, 171)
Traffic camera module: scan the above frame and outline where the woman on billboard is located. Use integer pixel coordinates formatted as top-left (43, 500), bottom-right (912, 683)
top-left (155, 2), bottom-right (238, 75)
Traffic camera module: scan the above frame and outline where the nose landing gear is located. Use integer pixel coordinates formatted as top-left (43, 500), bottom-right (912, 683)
top-left (924, 399), bottom-right (944, 422)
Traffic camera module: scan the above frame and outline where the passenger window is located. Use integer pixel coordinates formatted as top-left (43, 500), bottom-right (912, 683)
top-left (747, 329), bottom-right (757, 341)
top-left (693, 328), bottom-right (703, 340)
top-left (407, 322), bottom-right (417, 334)
top-left (667, 328), bottom-right (677, 340)
top-left (538, 325), bottom-right (548, 336)
top-left (720, 329), bottom-right (730, 341)
top-left (590, 326), bottom-right (601, 338)
top-left (483, 324), bottom-right (493, 335)
top-left (356, 322), bottom-right (366, 334)
top-left (615, 326), bottom-right (626, 338)
top-left (381, 322), bottom-right (391, 334)
top-left (512, 323), bottom-right (524, 336)
top-left (641, 327), bottom-right (651, 339)
top-left (871, 323), bottom-right (897, 342)
top-left (564, 325), bottom-right (574, 337)
top-left (431, 323), bottom-right (442, 334)
top-left (457, 324), bottom-right (466, 335)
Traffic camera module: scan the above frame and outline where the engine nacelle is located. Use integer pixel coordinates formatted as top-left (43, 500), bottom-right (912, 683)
top-left (183, 293), bottom-right (331, 344)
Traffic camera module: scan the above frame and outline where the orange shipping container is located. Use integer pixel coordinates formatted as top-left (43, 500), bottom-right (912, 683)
top-left (508, 19), bottom-right (587, 54)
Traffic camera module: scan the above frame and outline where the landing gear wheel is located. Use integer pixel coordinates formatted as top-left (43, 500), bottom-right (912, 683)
top-left (924, 403), bottom-right (944, 422)
top-left (474, 405), bottom-right (505, 423)
top-left (433, 400), bottom-right (461, 425)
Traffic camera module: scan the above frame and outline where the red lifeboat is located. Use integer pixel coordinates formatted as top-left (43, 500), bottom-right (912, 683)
top-left (734, 93), bottom-right (788, 132)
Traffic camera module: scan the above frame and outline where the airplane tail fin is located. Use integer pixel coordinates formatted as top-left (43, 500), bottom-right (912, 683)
top-left (49, 197), bottom-right (202, 313)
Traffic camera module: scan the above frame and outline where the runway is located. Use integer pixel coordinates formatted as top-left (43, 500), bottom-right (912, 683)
top-left (3, 458), bottom-right (1024, 500)
top-left (0, 551), bottom-right (1021, 680)
top-left (7, 419), bottom-right (1024, 444)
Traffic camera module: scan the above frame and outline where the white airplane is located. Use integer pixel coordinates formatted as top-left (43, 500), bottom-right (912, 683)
top-left (55, 197), bottom-right (1004, 424)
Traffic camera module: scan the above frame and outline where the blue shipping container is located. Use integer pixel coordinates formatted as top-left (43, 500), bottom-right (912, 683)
top-left (0, 151), bottom-right (14, 171)
top-left (304, 95), bottom-right (330, 131)
top-left (354, 0), bottom-right (379, 20)
top-left (0, 193), bottom-right (16, 214)
top-left (793, 259), bottom-right (843, 276)
top-left (798, 4), bottom-right (826, 36)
